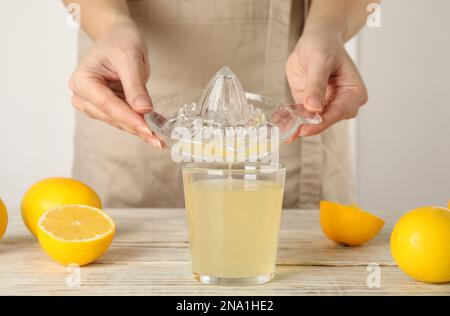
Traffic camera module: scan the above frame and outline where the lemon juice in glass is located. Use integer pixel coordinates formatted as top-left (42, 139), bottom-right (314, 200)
top-left (183, 163), bottom-right (285, 285)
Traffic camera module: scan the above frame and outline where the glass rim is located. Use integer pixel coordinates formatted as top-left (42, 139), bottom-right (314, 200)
top-left (182, 162), bottom-right (286, 175)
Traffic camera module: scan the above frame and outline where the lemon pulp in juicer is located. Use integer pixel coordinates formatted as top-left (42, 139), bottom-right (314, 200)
top-left (184, 177), bottom-right (284, 278)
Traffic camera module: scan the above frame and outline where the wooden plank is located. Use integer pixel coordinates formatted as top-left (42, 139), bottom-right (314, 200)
top-left (0, 261), bottom-right (448, 296)
top-left (1, 208), bottom-right (448, 296)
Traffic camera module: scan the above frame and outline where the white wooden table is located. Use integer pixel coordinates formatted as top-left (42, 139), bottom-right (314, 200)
top-left (0, 208), bottom-right (448, 295)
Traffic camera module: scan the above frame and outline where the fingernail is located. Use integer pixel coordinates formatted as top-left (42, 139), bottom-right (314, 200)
top-left (137, 125), bottom-right (153, 137)
top-left (146, 137), bottom-right (162, 149)
top-left (134, 96), bottom-right (152, 110)
top-left (307, 96), bottom-right (322, 111)
top-left (299, 128), bottom-right (310, 137)
top-left (157, 139), bottom-right (166, 148)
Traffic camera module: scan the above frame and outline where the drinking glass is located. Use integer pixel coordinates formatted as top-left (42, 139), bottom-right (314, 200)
top-left (182, 162), bottom-right (286, 285)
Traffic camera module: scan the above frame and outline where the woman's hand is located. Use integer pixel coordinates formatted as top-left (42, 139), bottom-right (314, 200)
top-left (69, 17), bottom-right (163, 148)
top-left (286, 25), bottom-right (368, 141)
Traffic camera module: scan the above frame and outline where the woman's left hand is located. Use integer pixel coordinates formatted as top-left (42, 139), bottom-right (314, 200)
top-left (286, 25), bottom-right (368, 142)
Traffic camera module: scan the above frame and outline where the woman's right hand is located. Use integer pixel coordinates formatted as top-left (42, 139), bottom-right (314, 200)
top-left (69, 17), bottom-right (163, 148)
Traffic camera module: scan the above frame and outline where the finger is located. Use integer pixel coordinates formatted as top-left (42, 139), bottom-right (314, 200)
top-left (72, 76), bottom-right (155, 136)
top-left (286, 101), bottom-right (342, 142)
top-left (304, 59), bottom-right (333, 113)
top-left (107, 81), bottom-right (124, 93)
top-left (72, 94), bottom-right (117, 126)
top-left (299, 90), bottom-right (363, 137)
top-left (269, 108), bottom-right (290, 129)
top-left (285, 125), bottom-right (303, 144)
top-left (277, 112), bottom-right (297, 135)
top-left (73, 93), bottom-right (139, 134)
top-left (79, 98), bottom-right (141, 136)
top-left (104, 82), bottom-right (126, 101)
top-left (73, 93), bottom-right (163, 148)
top-left (298, 106), bottom-right (342, 137)
top-left (115, 51), bottom-right (153, 114)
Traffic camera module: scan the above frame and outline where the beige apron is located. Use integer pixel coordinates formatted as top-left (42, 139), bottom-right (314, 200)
top-left (73, 0), bottom-right (356, 209)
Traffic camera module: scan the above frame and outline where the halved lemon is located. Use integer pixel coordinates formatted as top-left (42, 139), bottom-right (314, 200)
top-left (37, 204), bottom-right (115, 266)
top-left (320, 201), bottom-right (385, 246)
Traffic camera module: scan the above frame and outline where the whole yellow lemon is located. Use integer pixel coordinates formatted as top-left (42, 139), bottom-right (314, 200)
top-left (0, 198), bottom-right (8, 240)
top-left (21, 177), bottom-right (102, 236)
top-left (391, 206), bottom-right (450, 283)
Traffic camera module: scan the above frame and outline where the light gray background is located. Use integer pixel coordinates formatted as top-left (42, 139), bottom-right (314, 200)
top-left (357, 0), bottom-right (450, 212)
top-left (0, 0), bottom-right (449, 213)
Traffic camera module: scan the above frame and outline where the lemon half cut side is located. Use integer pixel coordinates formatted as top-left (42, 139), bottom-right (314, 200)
top-left (37, 204), bottom-right (115, 266)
